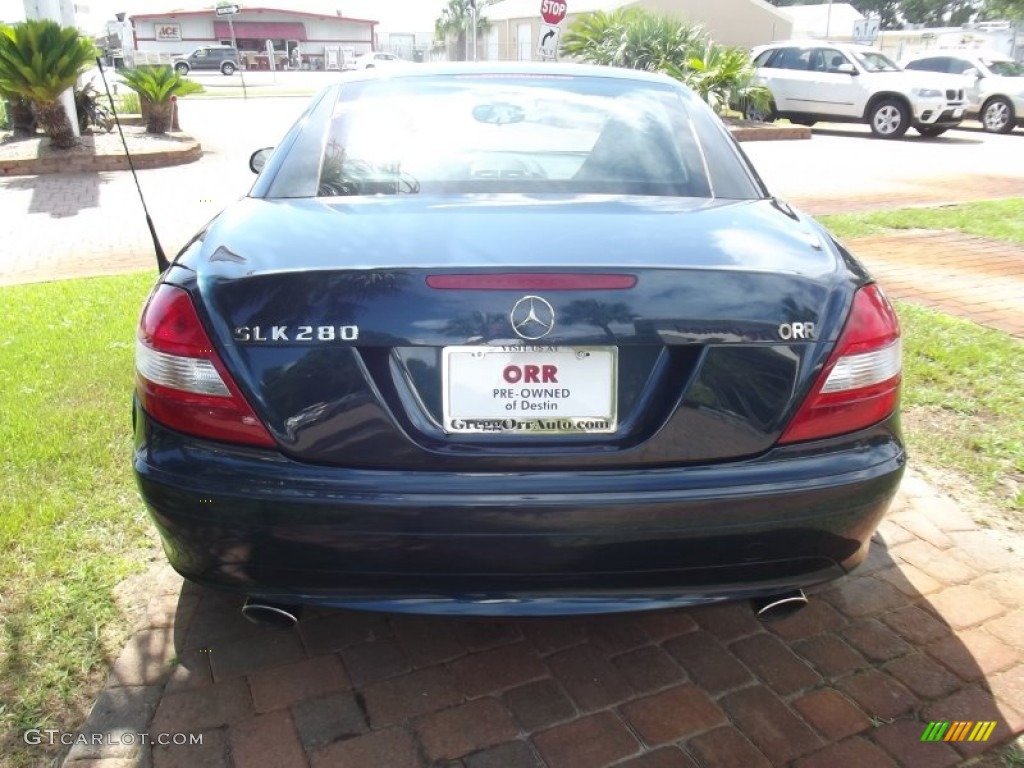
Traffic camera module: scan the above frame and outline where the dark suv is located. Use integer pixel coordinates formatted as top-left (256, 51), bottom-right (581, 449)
top-left (173, 46), bottom-right (240, 75)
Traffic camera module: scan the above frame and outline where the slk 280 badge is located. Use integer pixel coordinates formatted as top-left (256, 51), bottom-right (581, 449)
top-left (233, 325), bottom-right (360, 343)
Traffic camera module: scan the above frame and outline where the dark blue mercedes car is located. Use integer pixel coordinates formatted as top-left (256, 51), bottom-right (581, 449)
top-left (132, 63), bottom-right (904, 623)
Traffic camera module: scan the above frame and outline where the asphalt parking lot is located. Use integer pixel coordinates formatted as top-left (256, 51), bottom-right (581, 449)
top-left (743, 121), bottom-right (1023, 207)
top-left (3, 97), bottom-right (1021, 288)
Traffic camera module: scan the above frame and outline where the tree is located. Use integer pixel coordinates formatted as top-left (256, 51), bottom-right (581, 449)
top-left (0, 20), bottom-right (96, 148)
top-left (561, 8), bottom-right (705, 71)
top-left (434, 0), bottom-right (497, 61)
top-left (672, 43), bottom-right (771, 116)
top-left (561, 9), bottom-right (769, 115)
top-left (852, 0), bottom-right (903, 29)
top-left (979, 0), bottom-right (1024, 18)
top-left (119, 66), bottom-right (203, 134)
top-left (765, 0), bottom-right (986, 29)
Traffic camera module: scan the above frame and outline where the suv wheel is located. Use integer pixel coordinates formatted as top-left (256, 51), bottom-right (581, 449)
top-left (981, 96), bottom-right (1014, 134)
top-left (869, 98), bottom-right (910, 139)
top-left (221, 61), bottom-right (236, 75)
top-left (174, 62), bottom-right (190, 75)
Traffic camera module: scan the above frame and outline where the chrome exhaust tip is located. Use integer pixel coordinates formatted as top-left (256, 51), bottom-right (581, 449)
top-left (751, 589), bottom-right (808, 621)
top-left (241, 598), bottom-right (301, 629)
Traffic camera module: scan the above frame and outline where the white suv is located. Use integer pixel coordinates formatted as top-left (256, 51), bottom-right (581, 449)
top-left (903, 52), bottom-right (1024, 133)
top-left (748, 41), bottom-right (967, 138)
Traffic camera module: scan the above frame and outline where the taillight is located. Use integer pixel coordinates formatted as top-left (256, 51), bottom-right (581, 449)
top-left (778, 284), bottom-right (901, 444)
top-left (136, 285), bottom-right (275, 447)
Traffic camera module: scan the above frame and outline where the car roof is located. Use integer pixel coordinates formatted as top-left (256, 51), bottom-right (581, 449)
top-left (336, 61), bottom-right (684, 87)
top-left (755, 40), bottom-right (879, 51)
top-left (905, 50), bottom-right (1010, 62)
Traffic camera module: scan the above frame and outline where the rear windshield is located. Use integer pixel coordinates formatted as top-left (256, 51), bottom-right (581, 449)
top-left (306, 75), bottom-right (756, 199)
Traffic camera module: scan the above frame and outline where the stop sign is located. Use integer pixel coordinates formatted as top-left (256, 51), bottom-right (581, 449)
top-left (540, 0), bottom-right (567, 25)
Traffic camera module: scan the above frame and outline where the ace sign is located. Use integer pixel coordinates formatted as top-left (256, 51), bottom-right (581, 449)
top-left (540, 0), bottom-right (567, 25)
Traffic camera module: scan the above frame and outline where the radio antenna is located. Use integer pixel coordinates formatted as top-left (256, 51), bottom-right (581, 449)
top-left (94, 56), bottom-right (170, 273)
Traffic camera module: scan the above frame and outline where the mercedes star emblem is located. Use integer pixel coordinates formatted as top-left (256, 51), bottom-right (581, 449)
top-left (510, 295), bottom-right (556, 340)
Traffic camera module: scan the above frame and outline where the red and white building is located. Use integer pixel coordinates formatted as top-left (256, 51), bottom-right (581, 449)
top-left (129, 6), bottom-right (378, 70)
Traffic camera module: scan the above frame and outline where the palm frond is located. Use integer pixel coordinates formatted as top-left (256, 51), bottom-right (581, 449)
top-left (0, 20), bottom-right (96, 106)
top-left (562, 9), bottom-right (766, 114)
top-left (119, 65), bottom-right (204, 103)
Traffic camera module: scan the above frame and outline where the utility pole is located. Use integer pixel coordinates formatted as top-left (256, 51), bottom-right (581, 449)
top-left (825, 0), bottom-right (834, 40)
top-left (23, 0), bottom-right (80, 137)
top-left (469, 0), bottom-right (478, 61)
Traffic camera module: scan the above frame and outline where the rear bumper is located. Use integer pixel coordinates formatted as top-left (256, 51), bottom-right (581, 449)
top-left (134, 405), bottom-right (905, 615)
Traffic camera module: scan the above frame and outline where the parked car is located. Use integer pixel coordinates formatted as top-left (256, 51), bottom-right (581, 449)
top-left (132, 63), bottom-right (904, 623)
top-left (352, 51), bottom-right (403, 69)
top-left (173, 45), bottom-right (240, 76)
top-left (903, 51), bottom-right (1024, 133)
top-left (747, 40), bottom-right (966, 138)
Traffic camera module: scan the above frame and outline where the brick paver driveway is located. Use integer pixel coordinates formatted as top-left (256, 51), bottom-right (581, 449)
top-left (64, 470), bottom-right (1024, 768)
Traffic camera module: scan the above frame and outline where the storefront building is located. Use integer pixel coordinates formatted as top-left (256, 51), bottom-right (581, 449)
top-left (130, 7), bottom-right (377, 70)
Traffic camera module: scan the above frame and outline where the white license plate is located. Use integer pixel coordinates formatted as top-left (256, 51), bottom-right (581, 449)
top-left (441, 346), bottom-right (617, 435)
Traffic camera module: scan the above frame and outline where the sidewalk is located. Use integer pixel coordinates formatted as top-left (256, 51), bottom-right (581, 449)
top-left (63, 468), bottom-right (1024, 768)
top-left (844, 231), bottom-right (1024, 340)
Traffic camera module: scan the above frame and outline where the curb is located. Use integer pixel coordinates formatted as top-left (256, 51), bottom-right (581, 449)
top-left (0, 134), bottom-right (202, 177)
top-left (731, 124), bottom-right (812, 142)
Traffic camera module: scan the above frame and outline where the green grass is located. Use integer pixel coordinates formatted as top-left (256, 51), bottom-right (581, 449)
top-left (0, 272), bottom-right (157, 767)
top-left (896, 300), bottom-right (1024, 519)
top-left (818, 198), bottom-right (1024, 244)
top-left (112, 90), bottom-right (140, 115)
top-left (1002, 736), bottom-right (1024, 767)
top-left (818, 198), bottom-right (1024, 521)
top-left (0, 98), bottom-right (8, 130)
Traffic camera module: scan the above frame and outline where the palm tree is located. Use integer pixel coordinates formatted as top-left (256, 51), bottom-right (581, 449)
top-left (0, 20), bottom-right (96, 148)
top-left (434, 0), bottom-right (498, 62)
top-left (668, 42), bottom-right (771, 116)
top-left (561, 8), bottom-right (705, 71)
top-left (119, 66), bottom-right (203, 134)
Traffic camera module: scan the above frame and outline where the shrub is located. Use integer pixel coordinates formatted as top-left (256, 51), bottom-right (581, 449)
top-left (561, 8), bottom-right (767, 115)
top-left (0, 20), bottom-right (96, 147)
top-left (118, 65), bottom-right (202, 133)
